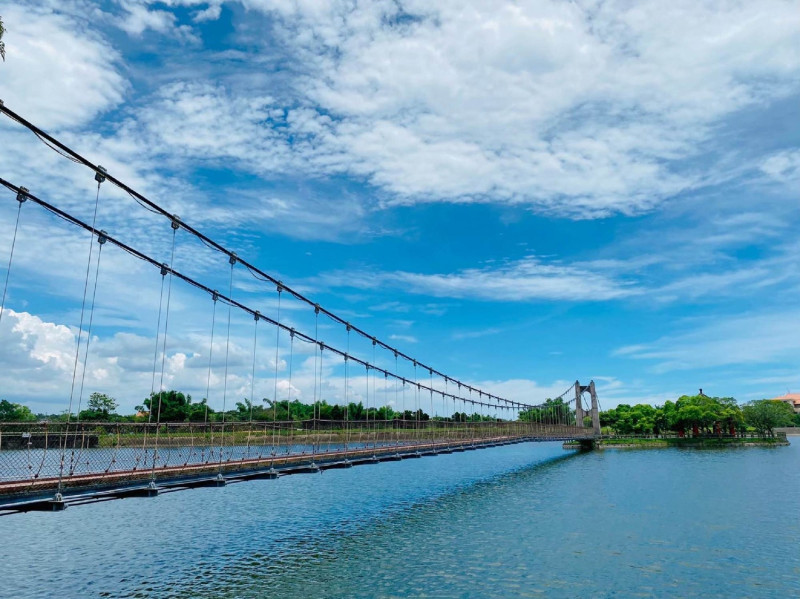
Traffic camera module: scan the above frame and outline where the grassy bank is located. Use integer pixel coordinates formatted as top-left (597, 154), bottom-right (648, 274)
top-left (565, 435), bottom-right (790, 449)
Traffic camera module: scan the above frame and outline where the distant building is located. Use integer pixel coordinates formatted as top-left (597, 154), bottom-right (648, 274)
top-left (771, 393), bottom-right (800, 414)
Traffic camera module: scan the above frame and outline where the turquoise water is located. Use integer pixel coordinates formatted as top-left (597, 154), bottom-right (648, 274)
top-left (2, 441), bottom-right (799, 598)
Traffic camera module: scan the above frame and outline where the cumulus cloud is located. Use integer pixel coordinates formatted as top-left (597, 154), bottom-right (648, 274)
top-left (226, 0), bottom-right (800, 216)
top-left (3, 0), bottom-right (797, 245)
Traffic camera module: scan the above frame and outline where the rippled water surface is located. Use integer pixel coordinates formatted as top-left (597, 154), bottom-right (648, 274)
top-left (3, 440), bottom-right (799, 598)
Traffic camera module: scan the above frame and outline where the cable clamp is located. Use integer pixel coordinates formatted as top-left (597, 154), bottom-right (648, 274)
top-left (346, 322), bottom-right (351, 332)
top-left (372, 337), bottom-right (377, 346)
top-left (94, 166), bottom-right (107, 184)
top-left (314, 303), bottom-right (320, 315)
top-left (212, 290), bottom-right (219, 302)
top-left (318, 341), bottom-right (325, 351)
top-left (289, 328), bottom-right (295, 338)
top-left (276, 282), bottom-right (283, 293)
top-left (254, 310), bottom-right (260, 322)
top-left (97, 230), bottom-right (108, 245)
top-left (16, 186), bottom-right (28, 203)
top-left (160, 263), bottom-right (169, 277)
top-left (170, 214), bottom-right (180, 230)
top-left (229, 252), bottom-right (237, 266)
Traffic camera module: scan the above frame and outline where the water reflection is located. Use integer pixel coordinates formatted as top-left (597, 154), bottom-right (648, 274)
top-left (2, 441), bottom-right (799, 598)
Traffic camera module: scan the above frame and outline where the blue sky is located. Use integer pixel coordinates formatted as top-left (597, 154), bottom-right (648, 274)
top-left (0, 0), bottom-right (798, 415)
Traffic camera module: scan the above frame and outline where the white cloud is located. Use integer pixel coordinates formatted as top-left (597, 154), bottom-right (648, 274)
top-left (0, 4), bottom-right (127, 128)
top-left (388, 333), bottom-right (417, 344)
top-left (0, 306), bottom-right (595, 416)
top-left (451, 327), bottom-right (504, 341)
top-left (224, 0), bottom-right (800, 216)
top-left (761, 149), bottom-right (800, 183)
top-left (193, 3), bottom-right (223, 23)
top-left (117, 2), bottom-right (176, 35)
top-left (615, 310), bottom-right (800, 373)
top-left (324, 256), bottom-right (634, 302)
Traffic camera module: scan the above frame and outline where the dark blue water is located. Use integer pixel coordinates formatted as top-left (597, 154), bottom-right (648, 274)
top-left (2, 441), bottom-right (799, 598)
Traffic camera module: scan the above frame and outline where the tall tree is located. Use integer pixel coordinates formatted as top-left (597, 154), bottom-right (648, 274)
top-left (743, 400), bottom-right (794, 437)
top-left (0, 399), bottom-right (35, 422)
top-left (86, 392), bottom-right (118, 418)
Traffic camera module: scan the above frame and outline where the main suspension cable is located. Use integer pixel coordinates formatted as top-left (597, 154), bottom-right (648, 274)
top-left (0, 179), bottom-right (550, 414)
top-left (0, 102), bottom-right (530, 412)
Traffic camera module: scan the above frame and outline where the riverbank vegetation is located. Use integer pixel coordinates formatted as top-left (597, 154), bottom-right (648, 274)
top-left (599, 394), bottom-right (797, 437)
top-left (1, 391), bottom-right (797, 440)
top-left (0, 391), bottom-right (497, 425)
top-left (581, 435), bottom-right (789, 448)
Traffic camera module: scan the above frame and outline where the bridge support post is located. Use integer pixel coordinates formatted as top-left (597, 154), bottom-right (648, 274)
top-left (589, 380), bottom-right (601, 436)
top-left (574, 380), bottom-right (584, 427)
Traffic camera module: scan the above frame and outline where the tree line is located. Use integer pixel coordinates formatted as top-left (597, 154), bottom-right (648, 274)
top-left (0, 391), bottom-right (498, 424)
top-left (600, 394), bottom-right (798, 437)
top-left (2, 391), bottom-right (796, 436)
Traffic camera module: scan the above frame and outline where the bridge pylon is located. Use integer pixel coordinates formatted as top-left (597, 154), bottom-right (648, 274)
top-left (589, 380), bottom-right (601, 436)
top-left (574, 381), bottom-right (584, 427)
top-left (576, 380), bottom-right (601, 438)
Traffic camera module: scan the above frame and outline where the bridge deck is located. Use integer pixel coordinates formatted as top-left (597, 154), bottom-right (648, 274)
top-left (0, 422), bottom-right (596, 512)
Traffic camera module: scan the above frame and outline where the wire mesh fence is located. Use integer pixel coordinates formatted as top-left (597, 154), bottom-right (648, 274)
top-left (0, 419), bottom-right (591, 498)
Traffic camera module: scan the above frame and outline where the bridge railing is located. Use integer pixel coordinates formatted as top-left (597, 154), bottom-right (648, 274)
top-left (0, 419), bottom-right (591, 498)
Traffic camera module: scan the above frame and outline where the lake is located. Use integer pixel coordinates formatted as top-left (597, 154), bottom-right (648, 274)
top-left (2, 440), bottom-right (798, 598)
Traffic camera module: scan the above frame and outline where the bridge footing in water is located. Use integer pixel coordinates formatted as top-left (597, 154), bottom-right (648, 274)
top-left (282, 464), bottom-right (321, 475)
top-left (235, 469), bottom-right (279, 481)
top-left (320, 460), bottom-right (353, 470)
top-left (109, 483), bottom-right (160, 498)
top-left (181, 474), bottom-right (227, 488)
top-left (377, 454), bottom-right (403, 462)
top-left (14, 497), bottom-right (67, 512)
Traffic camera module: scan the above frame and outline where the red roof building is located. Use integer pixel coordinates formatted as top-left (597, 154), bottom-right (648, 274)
top-left (772, 393), bottom-right (800, 413)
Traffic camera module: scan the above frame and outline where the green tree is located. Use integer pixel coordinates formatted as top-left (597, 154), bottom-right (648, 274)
top-left (0, 399), bottom-right (35, 422)
top-left (671, 394), bottom-right (742, 435)
top-left (519, 398), bottom-right (575, 424)
top-left (743, 400), bottom-right (794, 437)
top-left (78, 392), bottom-right (119, 420)
top-left (143, 390), bottom-right (213, 422)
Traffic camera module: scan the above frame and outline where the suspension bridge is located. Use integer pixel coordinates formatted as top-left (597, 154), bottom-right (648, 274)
top-left (0, 101), bottom-right (601, 514)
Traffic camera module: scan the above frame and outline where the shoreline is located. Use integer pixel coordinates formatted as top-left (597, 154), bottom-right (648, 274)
top-left (564, 435), bottom-right (791, 449)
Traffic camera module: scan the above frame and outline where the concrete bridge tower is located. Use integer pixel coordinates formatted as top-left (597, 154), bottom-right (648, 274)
top-left (575, 380), bottom-right (601, 437)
